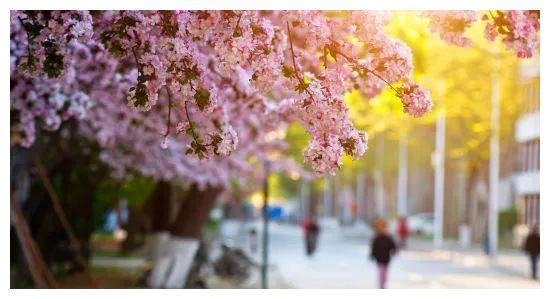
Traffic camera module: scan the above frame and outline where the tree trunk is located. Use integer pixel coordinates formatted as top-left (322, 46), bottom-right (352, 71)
top-left (148, 184), bottom-right (222, 288)
top-left (149, 181), bottom-right (173, 233)
top-left (146, 181), bottom-right (173, 263)
top-left (11, 193), bottom-right (57, 288)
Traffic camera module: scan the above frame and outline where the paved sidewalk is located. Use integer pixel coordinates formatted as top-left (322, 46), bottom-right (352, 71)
top-left (267, 222), bottom-right (539, 288)
top-left (407, 238), bottom-right (534, 279)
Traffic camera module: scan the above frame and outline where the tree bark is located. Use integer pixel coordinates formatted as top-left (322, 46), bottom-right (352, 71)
top-left (148, 184), bottom-right (222, 288)
top-left (11, 193), bottom-right (57, 288)
top-left (148, 180), bottom-right (173, 233)
top-left (146, 181), bottom-right (173, 263)
top-left (170, 184), bottom-right (222, 238)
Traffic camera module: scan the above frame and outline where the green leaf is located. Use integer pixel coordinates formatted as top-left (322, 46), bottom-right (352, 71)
top-left (282, 66), bottom-right (295, 78)
top-left (340, 137), bottom-right (356, 156)
top-left (326, 42), bottom-right (340, 61)
top-left (294, 82), bottom-right (310, 94)
top-left (193, 88), bottom-right (211, 111)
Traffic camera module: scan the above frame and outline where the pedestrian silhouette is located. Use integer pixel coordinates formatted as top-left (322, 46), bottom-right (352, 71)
top-left (370, 219), bottom-right (396, 289)
top-left (524, 224), bottom-right (540, 280)
top-left (301, 218), bottom-right (320, 256)
top-left (248, 227), bottom-right (258, 254)
top-left (397, 216), bottom-right (409, 249)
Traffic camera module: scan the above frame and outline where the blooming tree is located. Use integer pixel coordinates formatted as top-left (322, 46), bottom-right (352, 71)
top-left (11, 10), bottom-right (540, 177)
top-left (10, 10), bottom-right (539, 289)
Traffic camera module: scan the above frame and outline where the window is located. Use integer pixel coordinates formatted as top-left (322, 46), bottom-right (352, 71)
top-left (523, 194), bottom-right (540, 226)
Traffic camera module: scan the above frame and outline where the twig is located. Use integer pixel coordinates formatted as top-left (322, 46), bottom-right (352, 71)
top-left (232, 13), bottom-right (243, 37)
top-left (183, 100), bottom-right (213, 148)
top-left (286, 21), bottom-right (315, 101)
top-left (131, 46), bottom-right (143, 74)
top-left (163, 87), bottom-right (173, 138)
top-left (17, 16), bottom-right (35, 67)
top-left (334, 49), bottom-right (402, 96)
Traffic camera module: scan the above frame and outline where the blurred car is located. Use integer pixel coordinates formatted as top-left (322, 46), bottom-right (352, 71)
top-left (407, 213), bottom-right (434, 235)
top-left (389, 213), bottom-right (434, 236)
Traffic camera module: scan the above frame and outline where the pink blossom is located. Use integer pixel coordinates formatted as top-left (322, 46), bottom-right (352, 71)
top-left (304, 136), bottom-right (344, 176)
top-left (482, 10), bottom-right (540, 58)
top-left (399, 81), bottom-right (432, 118)
top-left (422, 11), bottom-right (478, 47)
top-left (12, 10), bottom-right (532, 178)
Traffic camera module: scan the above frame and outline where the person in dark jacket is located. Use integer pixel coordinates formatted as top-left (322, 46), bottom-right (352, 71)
top-left (302, 218), bottom-right (320, 256)
top-left (524, 224), bottom-right (540, 280)
top-left (370, 219), bottom-right (397, 288)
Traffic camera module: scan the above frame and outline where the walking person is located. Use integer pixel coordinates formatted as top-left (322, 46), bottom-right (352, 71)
top-left (370, 219), bottom-right (397, 289)
top-left (248, 227), bottom-right (258, 254)
top-left (301, 218), bottom-right (320, 256)
top-left (397, 216), bottom-right (409, 249)
top-left (523, 224), bottom-right (540, 280)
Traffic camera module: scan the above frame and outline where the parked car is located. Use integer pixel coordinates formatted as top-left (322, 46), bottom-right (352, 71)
top-left (407, 213), bottom-right (434, 235)
top-left (389, 213), bottom-right (434, 236)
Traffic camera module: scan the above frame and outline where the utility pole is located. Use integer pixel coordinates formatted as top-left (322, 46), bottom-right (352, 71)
top-left (397, 134), bottom-right (408, 217)
top-left (323, 175), bottom-right (332, 218)
top-left (356, 171), bottom-right (366, 221)
top-left (433, 115), bottom-right (446, 249)
top-left (374, 138), bottom-right (385, 217)
top-left (300, 180), bottom-right (310, 220)
top-left (488, 54), bottom-right (501, 257)
top-left (261, 161), bottom-right (270, 289)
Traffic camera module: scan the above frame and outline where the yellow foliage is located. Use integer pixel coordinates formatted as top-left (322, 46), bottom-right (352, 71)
top-left (346, 11), bottom-right (525, 165)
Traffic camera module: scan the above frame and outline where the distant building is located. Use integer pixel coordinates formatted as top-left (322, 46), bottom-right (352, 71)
top-left (513, 55), bottom-right (540, 245)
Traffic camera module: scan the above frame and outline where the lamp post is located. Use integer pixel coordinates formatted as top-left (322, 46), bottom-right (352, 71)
top-left (488, 52), bottom-right (500, 257)
top-left (374, 138), bottom-right (385, 218)
top-left (397, 134), bottom-right (408, 217)
top-left (433, 114), bottom-right (446, 249)
top-left (261, 160), bottom-right (270, 289)
top-left (323, 175), bottom-right (332, 218)
top-left (301, 180), bottom-right (310, 221)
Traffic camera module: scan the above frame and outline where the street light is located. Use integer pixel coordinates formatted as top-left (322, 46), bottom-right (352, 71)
top-left (488, 47), bottom-right (501, 257)
top-left (433, 114), bottom-right (446, 249)
top-left (260, 131), bottom-right (284, 288)
top-left (261, 159), bottom-right (270, 289)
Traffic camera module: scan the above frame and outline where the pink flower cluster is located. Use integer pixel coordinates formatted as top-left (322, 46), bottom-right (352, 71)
top-left (188, 11), bottom-right (287, 93)
top-left (422, 11), bottom-right (478, 47)
top-left (423, 10), bottom-right (540, 58)
top-left (71, 36), bottom-right (295, 189)
top-left (398, 81), bottom-right (432, 118)
top-left (10, 16), bottom-right (92, 147)
top-left (482, 10), bottom-right (540, 58)
top-left (10, 11), bottom-right (93, 78)
top-left (355, 37), bottom-right (414, 98)
top-left (12, 10), bottom-right (537, 179)
top-left (289, 76), bottom-right (368, 175)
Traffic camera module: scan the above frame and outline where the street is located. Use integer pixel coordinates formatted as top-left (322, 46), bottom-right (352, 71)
top-left (265, 221), bottom-right (539, 289)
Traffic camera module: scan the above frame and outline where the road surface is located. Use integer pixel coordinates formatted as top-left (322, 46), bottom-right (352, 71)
top-left (264, 222), bottom-right (539, 289)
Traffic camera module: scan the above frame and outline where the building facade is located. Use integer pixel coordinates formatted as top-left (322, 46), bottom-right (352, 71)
top-left (513, 56), bottom-right (540, 245)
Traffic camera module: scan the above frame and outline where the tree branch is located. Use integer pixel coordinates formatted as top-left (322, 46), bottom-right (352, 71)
top-left (333, 49), bottom-right (402, 96)
top-left (286, 21), bottom-right (315, 101)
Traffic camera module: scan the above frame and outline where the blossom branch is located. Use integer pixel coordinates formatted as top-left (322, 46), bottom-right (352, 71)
top-left (183, 100), bottom-right (213, 148)
top-left (286, 21), bottom-right (315, 101)
top-left (163, 86), bottom-right (173, 138)
top-left (333, 49), bottom-right (402, 96)
top-left (232, 13), bottom-right (243, 37)
top-left (17, 17), bottom-right (33, 59)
